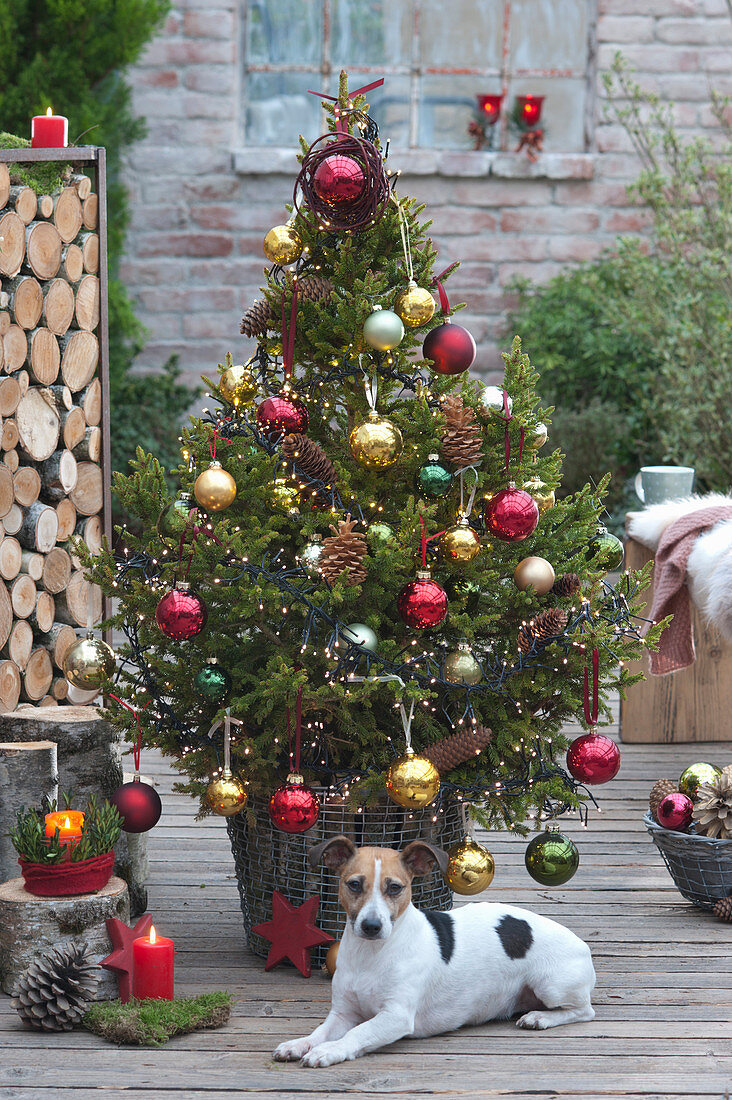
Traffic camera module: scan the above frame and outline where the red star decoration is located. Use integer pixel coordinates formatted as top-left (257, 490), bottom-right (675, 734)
top-left (252, 890), bottom-right (333, 978)
top-left (100, 914), bottom-right (154, 1002)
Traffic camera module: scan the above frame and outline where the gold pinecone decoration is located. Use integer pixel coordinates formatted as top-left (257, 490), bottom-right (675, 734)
top-left (319, 514), bottom-right (367, 587)
top-left (713, 895), bottom-right (732, 921)
top-left (693, 765), bottom-right (732, 839)
top-left (240, 275), bottom-right (334, 338)
top-left (12, 942), bottom-right (99, 1031)
top-left (423, 725), bottom-right (492, 775)
top-left (518, 609), bottom-right (568, 654)
top-left (281, 434), bottom-right (336, 501)
top-left (552, 573), bottom-right (581, 598)
top-left (440, 394), bottom-right (484, 469)
top-left (649, 778), bottom-right (678, 821)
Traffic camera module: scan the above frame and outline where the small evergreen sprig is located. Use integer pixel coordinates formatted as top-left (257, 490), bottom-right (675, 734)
top-left (10, 795), bottom-right (123, 865)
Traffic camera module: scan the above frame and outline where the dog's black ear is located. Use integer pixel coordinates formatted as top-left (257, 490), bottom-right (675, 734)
top-left (401, 840), bottom-right (448, 877)
top-left (308, 835), bottom-right (357, 871)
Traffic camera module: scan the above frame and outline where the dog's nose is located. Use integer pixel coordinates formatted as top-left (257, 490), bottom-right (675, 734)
top-left (360, 918), bottom-right (382, 938)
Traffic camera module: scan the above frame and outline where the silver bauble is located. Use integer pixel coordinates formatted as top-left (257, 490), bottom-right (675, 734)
top-left (479, 385), bottom-right (512, 421)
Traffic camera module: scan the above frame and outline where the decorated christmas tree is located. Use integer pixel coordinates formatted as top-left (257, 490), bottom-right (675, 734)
top-left (86, 74), bottom-right (662, 895)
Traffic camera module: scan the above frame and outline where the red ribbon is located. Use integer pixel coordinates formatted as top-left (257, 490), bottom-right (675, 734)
top-left (281, 280), bottom-right (298, 380)
top-left (419, 513), bottom-right (445, 569)
top-left (431, 264), bottom-right (458, 317)
top-left (515, 129), bottom-right (544, 163)
top-left (583, 647), bottom-right (599, 728)
top-left (308, 79), bottom-right (385, 133)
top-left (109, 694), bottom-right (151, 773)
top-left (498, 389), bottom-right (525, 473)
top-left (286, 684), bottom-right (303, 772)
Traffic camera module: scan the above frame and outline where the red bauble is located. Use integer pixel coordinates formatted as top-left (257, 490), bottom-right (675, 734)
top-left (566, 733), bottom-right (621, 785)
top-left (313, 154), bottom-right (366, 206)
top-left (269, 775), bottom-right (321, 833)
top-left (656, 791), bottom-right (694, 831)
top-left (256, 394), bottom-right (309, 441)
top-left (423, 321), bottom-right (476, 375)
top-left (397, 572), bottom-right (449, 630)
top-left (111, 777), bottom-right (162, 833)
top-left (156, 586), bottom-right (207, 640)
top-left (484, 488), bottom-right (539, 542)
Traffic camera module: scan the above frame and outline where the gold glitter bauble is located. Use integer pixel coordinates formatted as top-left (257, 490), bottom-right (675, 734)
top-left (385, 750), bottom-right (440, 809)
top-left (205, 769), bottom-right (248, 816)
top-left (438, 520), bottom-right (480, 564)
top-left (445, 837), bottom-right (495, 895)
top-left (263, 223), bottom-right (303, 266)
top-left (325, 941), bottom-right (340, 976)
top-left (679, 762), bottom-right (722, 801)
top-left (267, 477), bottom-right (300, 513)
top-left (525, 478), bottom-right (555, 515)
top-left (513, 555), bottom-right (555, 595)
top-left (194, 461), bottom-right (237, 511)
top-left (349, 412), bottom-right (403, 471)
top-left (219, 364), bottom-right (257, 408)
top-left (444, 643), bottom-right (482, 685)
top-left (63, 633), bottom-right (116, 689)
top-left (526, 422), bottom-right (548, 450)
top-left (394, 281), bottom-right (436, 328)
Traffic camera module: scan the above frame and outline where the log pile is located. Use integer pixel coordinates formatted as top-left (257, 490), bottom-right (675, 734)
top-left (0, 165), bottom-right (105, 710)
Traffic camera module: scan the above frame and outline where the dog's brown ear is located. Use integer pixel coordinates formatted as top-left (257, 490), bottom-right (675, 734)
top-left (401, 840), bottom-right (448, 877)
top-left (308, 835), bottom-right (357, 871)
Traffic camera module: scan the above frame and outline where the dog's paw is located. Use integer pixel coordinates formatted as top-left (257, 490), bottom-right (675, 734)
top-left (273, 1037), bottom-right (312, 1061)
top-left (301, 1042), bottom-right (351, 1068)
top-left (516, 1011), bottom-right (551, 1030)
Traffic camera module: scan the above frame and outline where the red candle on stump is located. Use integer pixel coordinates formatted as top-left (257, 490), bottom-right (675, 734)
top-left (132, 925), bottom-right (175, 1000)
top-left (31, 108), bottom-right (68, 148)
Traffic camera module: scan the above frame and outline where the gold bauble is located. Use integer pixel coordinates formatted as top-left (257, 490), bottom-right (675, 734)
top-left (205, 769), bottom-right (248, 816)
top-left (194, 461), bottom-right (237, 511)
top-left (63, 633), bottom-right (116, 689)
top-left (324, 941), bottom-right (340, 976)
top-left (267, 477), bottom-right (300, 513)
top-left (385, 749), bottom-right (440, 809)
top-left (513, 555), bottom-right (555, 595)
top-left (446, 837), bottom-right (495, 895)
top-left (438, 520), bottom-right (480, 564)
top-left (263, 223), bottom-right (303, 266)
top-left (394, 281), bottom-right (436, 328)
top-left (349, 412), bottom-right (403, 471)
top-left (444, 643), bottom-right (482, 685)
top-left (219, 364), bottom-right (257, 408)
top-left (526, 422), bottom-right (548, 450)
top-left (525, 478), bottom-right (555, 515)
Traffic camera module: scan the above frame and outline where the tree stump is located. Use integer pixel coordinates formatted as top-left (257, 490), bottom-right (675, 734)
top-left (0, 875), bottom-right (129, 999)
top-left (0, 740), bottom-right (58, 882)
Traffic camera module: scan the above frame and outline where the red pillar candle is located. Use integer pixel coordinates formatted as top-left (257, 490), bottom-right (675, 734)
top-left (132, 925), bottom-right (175, 1000)
top-left (31, 108), bottom-right (69, 148)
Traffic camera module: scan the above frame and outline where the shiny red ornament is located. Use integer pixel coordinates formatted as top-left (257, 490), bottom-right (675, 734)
top-left (269, 775), bottom-right (321, 833)
top-left (313, 154), bottom-right (366, 206)
top-left (111, 777), bottom-right (162, 833)
top-left (397, 572), bottom-right (449, 630)
top-left (566, 733), bottom-right (621, 785)
top-left (155, 586), bottom-right (207, 640)
top-left (423, 321), bottom-right (476, 376)
top-left (256, 394), bottom-right (309, 441)
top-left (656, 791), bottom-right (694, 832)
top-left (483, 488), bottom-right (539, 542)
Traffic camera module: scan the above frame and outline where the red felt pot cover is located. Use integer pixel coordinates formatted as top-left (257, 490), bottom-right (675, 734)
top-left (19, 851), bottom-right (115, 897)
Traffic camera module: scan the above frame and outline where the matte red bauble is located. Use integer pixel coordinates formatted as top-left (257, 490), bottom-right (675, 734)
top-left (111, 777), bottom-right (162, 833)
top-left (268, 775), bottom-right (321, 833)
top-left (566, 733), bottom-right (621, 785)
top-left (423, 321), bottom-right (476, 375)
top-left (484, 488), bottom-right (539, 542)
top-left (656, 791), bottom-right (694, 832)
top-left (397, 572), bottom-right (448, 630)
top-left (256, 394), bottom-right (309, 441)
top-left (313, 154), bottom-right (366, 205)
top-left (155, 585), bottom-right (207, 640)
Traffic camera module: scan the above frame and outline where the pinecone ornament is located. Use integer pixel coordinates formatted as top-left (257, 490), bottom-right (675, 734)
top-left (424, 725), bottom-right (492, 775)
top-left (649, 778), bottom-right (678, 821)
top-left (713, 895), bottom-right (732, 922)
top-left (693, 765), bottom-right (732, 839)
top-left (241, 276), bottom-right (334, 338)
top-left (319, 515), bottom-right (368, 587)
top-left (552, 573), bottom-right (581, 598)
top-left (240, 297), bottom-right (271, 338)
top-left (440, 394), bottom-right (483, 469)
top-left (12, 942), bottom-right (99, 1031)
top-left (281, 434), bottom-right (336, 490)
top-left (518, 609), bottom-right (568, 654)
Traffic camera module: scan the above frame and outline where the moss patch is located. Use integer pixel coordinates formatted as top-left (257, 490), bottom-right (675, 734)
top-left (83, 992), bottom-right (232, 1046)
top-left (0, 131), bottom-right (69, 194)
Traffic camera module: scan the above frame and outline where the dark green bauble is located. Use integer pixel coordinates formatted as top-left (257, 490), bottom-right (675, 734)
top-left (444, 576), bottom-right (481, 613)
top-left (157, 492), bottom-right (195, 540)
top-left (416, 454), bottom-right (452, 499)
top-left (194, 662), bottom-right (232, 705)
top-left (525, 827), bottom-right (579, 886)
top-left (586, 526), bottom-right (624, 572)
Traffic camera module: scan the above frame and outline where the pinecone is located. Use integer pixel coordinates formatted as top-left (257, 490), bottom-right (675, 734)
top-left (12, 942), bottom-right (99, 1031)
top-left (240, 276), bottom-right (334, 338)
top-left (424, 725), bottom-right (492, 775)
top-left (240, 297), bottom-right (271, 338)
top-left (440, 394), bottom-right (484, 469)
top-left (693, 765), bottom-right (732, 839)
top-left (712, 895), bottom-right (732, 922)
top-left (552, 573), bottom-right (581, 598)
top-left (281, 434), bottom-right (336, 489)
top-left (649, 778), bottom-right (678, 820)
top-left (319, 515), bottom-right (368, 587)
top-left (518, 608), bottom-right (568, 655)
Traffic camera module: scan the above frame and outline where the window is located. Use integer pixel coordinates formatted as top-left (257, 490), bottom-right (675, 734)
top-left (242, 0), bottom-right (596, 152)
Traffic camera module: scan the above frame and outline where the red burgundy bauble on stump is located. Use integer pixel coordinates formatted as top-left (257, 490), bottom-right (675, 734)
top-left (156, 584), bottom-right (207, 640)
top-left (566, 733), bottom-right (621, 785)
top-left (423, 321), bottom-right (476, 376)
top-left (397, 571), bottom-right (449, 630)
top-left (111, 776), bottom-right (162, 833)
top-left (256, 394), bottom-right (309, 441)
top-left (313, 154), bottom-right (366, 206)
top-left (484, 488), bottom-right (539, 542)
top-left (656, 791), bottom-right (694, 832)
top-left (268, 774), bottom-right (321, 833)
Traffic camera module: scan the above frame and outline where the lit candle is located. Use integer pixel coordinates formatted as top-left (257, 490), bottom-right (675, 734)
top-left (132, 925), bottom-right (175, 1000)
top-left (476, 94), bottom-right (503, 125)
top-left (44, 810), bottom-right (84, 846)
top-left (31, 107), bottom-right (69, 149)
top-left (517, 95), bottom-right (544, 128)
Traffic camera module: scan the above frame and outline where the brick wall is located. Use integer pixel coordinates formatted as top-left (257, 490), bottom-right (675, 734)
top-left (120, 0), bottom-right (732, 385)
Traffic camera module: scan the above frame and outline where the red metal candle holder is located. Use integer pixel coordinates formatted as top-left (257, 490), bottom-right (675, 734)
top-left (516, 95), bottom-right (544, 128)
top-left (476, 94), bottom-right (503, 125)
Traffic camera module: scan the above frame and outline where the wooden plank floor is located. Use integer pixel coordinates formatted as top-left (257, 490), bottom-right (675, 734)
top-left (1, 709), bottom-right (731, 1100)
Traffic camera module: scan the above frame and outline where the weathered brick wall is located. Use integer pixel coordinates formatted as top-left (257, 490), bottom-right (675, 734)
top-left (120, 0), bottom-right (732, 384)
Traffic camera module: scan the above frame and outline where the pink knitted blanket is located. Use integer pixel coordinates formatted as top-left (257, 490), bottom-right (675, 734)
top-left (649, 505), bottom-right (732, 675)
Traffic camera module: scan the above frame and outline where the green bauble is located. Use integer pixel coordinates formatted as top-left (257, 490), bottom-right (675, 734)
top-left (367, 522), bottom-right (393, 546)
top-left (679, 762), bottom-right (722, 801)
top-left (363, 307), bottom-right (404, 351)
top-left (157, 492), bottom-right (195, 540)
top-left (444, 643), bottom-right (482, 685)
top-left (444, 576), bottom-right (480, 613)
top-left (525, 826), bottom-right (579, 886)
top-left (586, 526), bottom-right (624, 572)
top-left (416, 454), bottom-right (452, 499)
top-left (194, 662), bottom-right (232, 705)
top-left (341, 623), bottom-right (378, 653)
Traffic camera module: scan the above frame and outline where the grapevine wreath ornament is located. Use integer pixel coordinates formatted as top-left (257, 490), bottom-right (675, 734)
top-left (294, 119), bottom-right (391, 232)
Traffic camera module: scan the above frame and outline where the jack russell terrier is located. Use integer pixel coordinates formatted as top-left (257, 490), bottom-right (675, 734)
top-left (273, 835), bottom-right (595, 1067)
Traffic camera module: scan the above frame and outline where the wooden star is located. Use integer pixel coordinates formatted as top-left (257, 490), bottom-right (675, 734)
top-left (100, 913), bottom-right (154, 1002)
top-left (252, 890), bottom-right (333, 978)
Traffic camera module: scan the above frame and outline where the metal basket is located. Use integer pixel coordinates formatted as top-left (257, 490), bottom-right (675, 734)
top-left (644, 812), bottom-right (732, 909)
top-left (228, 790), bottom-right (464, 965)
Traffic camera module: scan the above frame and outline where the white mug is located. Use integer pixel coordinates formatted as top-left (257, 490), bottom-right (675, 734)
top-left (634, 465), bottom-right (695, 506)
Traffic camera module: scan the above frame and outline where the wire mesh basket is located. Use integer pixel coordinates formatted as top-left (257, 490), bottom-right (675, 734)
top-left (644, 812), bottom-right (732, 909)
top-left (228, 790), bottom-right (464, 965)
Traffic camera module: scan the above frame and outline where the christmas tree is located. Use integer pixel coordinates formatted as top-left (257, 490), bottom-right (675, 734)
top-left (87, 74), bottom-right (662, 858)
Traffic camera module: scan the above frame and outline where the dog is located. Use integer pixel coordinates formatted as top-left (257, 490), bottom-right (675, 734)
top-left (273, 835), bottom-right (596, 1067)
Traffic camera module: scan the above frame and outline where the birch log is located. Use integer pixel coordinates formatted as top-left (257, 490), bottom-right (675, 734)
top-left (0, 741), bottom-right (58, 882)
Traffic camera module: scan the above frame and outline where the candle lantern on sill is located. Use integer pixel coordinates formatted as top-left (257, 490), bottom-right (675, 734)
top-left (469, 94), bottom-right (504, 150)
top-left (516, 95), bottom-right (544, 128)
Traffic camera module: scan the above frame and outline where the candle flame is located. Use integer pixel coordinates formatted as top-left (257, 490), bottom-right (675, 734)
top-left (149, 925), bottom-right (157, 944)
top-left (46, 107), bottom-right (53, 117)
top-left (63, 816), bottom-right (71, 828)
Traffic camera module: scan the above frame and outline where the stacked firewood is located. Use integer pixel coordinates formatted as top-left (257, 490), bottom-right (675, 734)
top-left (0, 163), bottom-right (104, 710)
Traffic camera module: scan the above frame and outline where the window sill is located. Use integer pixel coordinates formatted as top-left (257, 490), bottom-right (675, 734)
top-left (232, 148), bottom-right (595, 181)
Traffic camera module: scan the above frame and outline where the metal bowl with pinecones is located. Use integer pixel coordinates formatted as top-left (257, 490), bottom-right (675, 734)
top-left (644, 811), bottom-right (732, 909)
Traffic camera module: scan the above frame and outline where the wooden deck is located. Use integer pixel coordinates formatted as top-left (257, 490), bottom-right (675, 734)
top-left (2, 715), bottom-right (731, 1100)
